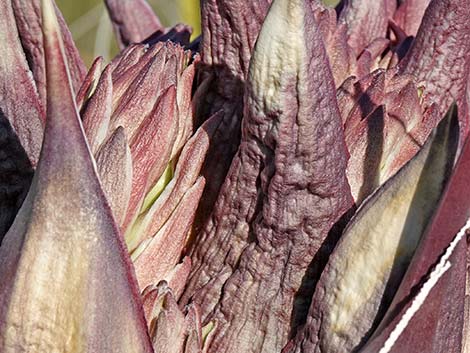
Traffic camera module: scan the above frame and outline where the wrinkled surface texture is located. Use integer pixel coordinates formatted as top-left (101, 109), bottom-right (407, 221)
top-left (394, 0), bottom-right (432, 36)
top-left (400, 0), bottom-right (470, 136)
top-left (184, 0), bottom-right (353, 352)
top-left (286, 111), bottom-right (458, 353)
top-left (194, 0), bottom-right (272, 228)
top-left (339, 0), bottom-right (389, 55)
top-left (3, 0), bottom-right (470, 352)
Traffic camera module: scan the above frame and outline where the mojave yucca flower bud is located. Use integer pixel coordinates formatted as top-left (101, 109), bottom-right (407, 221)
top-left (1, 0), bottom-right (470, 352)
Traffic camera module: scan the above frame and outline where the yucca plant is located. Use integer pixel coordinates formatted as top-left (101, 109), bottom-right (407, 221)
top-left (0, 0), bottom-right (469, 352)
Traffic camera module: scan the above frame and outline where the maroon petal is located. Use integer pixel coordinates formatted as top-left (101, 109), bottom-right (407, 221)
top-left (184, 304), bottom-right (203, 353)
top-left (76, 56), bottom-right (104, 111)
top-left (172, 60), bottom-right (198, 158)
top-left (343, 69), bottom-right (386, 132)
top-left (111, 44), bottom-right (164, 110)
top-left (110, 43), bottom-right (149, 83)
top-left (104, 0), bottom-right (163, 49)
top-left (344, 71), bottom-right (435, 203)
top-left (195, 0), bottom-right (273, 228)
top-left (143, 281), bottom-right (205, 353)
top-left (393, 0), bottom-right (432, 36)
top-left (336, 76), bottom-right (362, 123)
top-left (316, 9), bottom-right (357, 86)
top-left (111, 44), bottom-right (180, 141)
top-left (339, 0), bottom-right (389, 55)
top-left (95, 127), bottom-right (133, 224)
top-left (127, 114), bottom-right (219, 251)
top-left (0, 0), bottom-right (44, 166)
top-left (400, 0), bottom-right (470, 138)
top-left (123, 86), bottom-right (178, 231)
top-left (285, 110), bottom-right (458, 353)
top-left (148, 283), bottom-right (187, 353)
top-left (0, 1), bottom-right (153, 351)
top-left (184, 0), bottom-right (353, 351)
top-left (166, 257), bottom-right (192, 300)
top-left (361, 106), bottom-right (470, 353)
top-left (11, 0), bottom-right (86, 105)
top-left (133, 177), bottom-right (205, 291)
top-left (82, 65), bottom-right (113, 153)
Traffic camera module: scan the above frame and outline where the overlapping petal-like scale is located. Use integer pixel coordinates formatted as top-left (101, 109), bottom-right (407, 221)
top-left (112, 55), bottom-right (177, 139)
top-left (125, 85), bottom-right (179, 231)
top-left (126, 114), bottom-right (221, 252)
top-left (133, 177), bottom-right (205, 291)
top-left (148, 284), bottom-right (186, 353)
top-left (0, 1), bottom-right (153, 351)
top-left (338, 0), bottom-right (390, 56)
top-left (165, 256), bottom-right (192, 300)
top-left (400, 0), bottom-right (470, 138)
top-left (143, 282), bottom-right (215, 353)
top-left (0, 0), bottom-right (45, 242)
top-left (285, 108), bottom-right (458, 353)
top-left (183, 0), bottom-right (353, 352)
top-left (343, 69), bottom-right (439, 202)
top-left (77, 37), bottom-right (210, 295)
top-left (311, 3), bottom-right (406, 88)
top-left (360, 106), bottom-right (470, 352)
top-left (0, 0), bottom-right (44, 166)
top-left (110, 44), bottom-right (162, 108)
top-left (301, 2), bottom-right (468, 206)
top-left (79, 42), bottom-right (194, 226)
top-left (11, 0), bottom-right (86, 105)
top-left (95, 127), bottom-right (133, 224)
top-left (314, 7), bottom-right (357, 87)
top-left (393, 0), bottom-right (432, 36)
top-left (76, 56), bottom-right (104, 110)
top-left (82, 65), bottom-right (113, 154)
